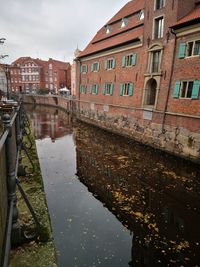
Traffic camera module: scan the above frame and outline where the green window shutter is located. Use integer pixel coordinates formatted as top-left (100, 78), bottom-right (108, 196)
top-left (120, 83), bottom-right (124, 96)
top-left (173, 81), bottom-right (181, 98)
top-left (80, 65), bottom-right (83, 73)
top-left (129, 83), bottom-right (134, 96)
top-left (110, 83), bottom-right (114, 96)
top-left (96, 84), bottom-right (99, 95)
top-left (90, 84), bottom-right (93, 94)
top-left (132, 53), bottom-right (137, 66)
top-left (178, 43), bottom-right (186, 59)
top-left (97, 62), bottom-right (100, 71)
top-left (122, 56), bottom-right (126, 67)
top-left (84, 85), bottom-right (87, 94)
top-left (102, 84), bottom-right (106, 95)
top-left (192, 80), bottom-right (200, 99)
top-left (112, 58), bottom-right (116, 69)
top-left (91, 64), bottom-right (94, 72)
top-left (86, 65), bottom-right (88, 73)
top-left (105, 60), bottom-right (108, 70)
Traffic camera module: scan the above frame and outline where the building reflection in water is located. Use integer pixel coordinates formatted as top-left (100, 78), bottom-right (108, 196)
top-left (75, 123), bottom-right (200, 267)
top-left (26, 105), bottom-right (72, 142)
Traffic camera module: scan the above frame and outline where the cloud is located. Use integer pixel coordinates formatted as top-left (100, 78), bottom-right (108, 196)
top-left (0, 0), bottom-right (128, 64)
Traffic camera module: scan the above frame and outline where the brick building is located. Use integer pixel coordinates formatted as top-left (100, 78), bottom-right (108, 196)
top-left (10, 57), bottom-right (71, 94)
top-left (76, 0), bottom-right (200, 161)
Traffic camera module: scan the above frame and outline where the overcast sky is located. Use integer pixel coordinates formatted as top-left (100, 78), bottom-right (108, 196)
top-left (0, 0), bottom-right (128, 64)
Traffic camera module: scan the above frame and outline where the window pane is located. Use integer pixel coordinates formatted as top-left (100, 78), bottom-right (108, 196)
top-left (187, 42), bottom-right (193, 56)
top-left (187, 82), bottom-right (193, 98)
top-left (194, 40), bottom-right (200, 56)
top-left (152, 51), bottom-right (160, 72)
top-left (181, 82), bottom-right (187, 97)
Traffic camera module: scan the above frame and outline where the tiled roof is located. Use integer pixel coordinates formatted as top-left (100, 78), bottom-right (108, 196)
top-left (79, 0), bottom-right (144, 58)
top-left (107, 0), bottom-right (144, 25)
top-left (79, 26), bottom-right (143, 57)
top-left (171, 6), bottom-right (200, 28)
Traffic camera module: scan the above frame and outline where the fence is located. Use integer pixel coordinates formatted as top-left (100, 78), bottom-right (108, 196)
top-left (0, 97), bottom-right (40, 267)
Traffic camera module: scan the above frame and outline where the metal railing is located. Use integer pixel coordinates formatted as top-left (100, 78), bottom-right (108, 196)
top-left (0, 96), bottom-right (41, 267)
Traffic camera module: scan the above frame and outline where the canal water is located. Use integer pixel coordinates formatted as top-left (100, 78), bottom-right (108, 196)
top-left (27, 105), bottom-right (200, 267)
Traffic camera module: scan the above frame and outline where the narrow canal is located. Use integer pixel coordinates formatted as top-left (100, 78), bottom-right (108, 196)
top-left (26, 105), bottom-right (200, 267)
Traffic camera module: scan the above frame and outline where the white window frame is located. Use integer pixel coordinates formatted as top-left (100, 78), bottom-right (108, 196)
top-left (106, 58), bottom-right (115, 70)
top-left (180, 81), bottom-right (194, 99)
top-left (186, 39), bottom-right (200, 57)
top-left (123, 83), bottom-right (132, 96)
top-left (153, 16), bottom-right (164, 39)
top-left (154, 0), bottom-right (165, 10)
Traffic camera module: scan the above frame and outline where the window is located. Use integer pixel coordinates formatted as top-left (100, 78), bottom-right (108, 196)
top-left (121, 18), bottom-right (128, 28)
top-left (186, 40), bottom-right (200, 57)
top-left (151, 51), bottom-right (161, 72)
top-left (120, 82), bottom-right (134, 96)
top-left (139, 10), bottom-right (144, 20)
top-left (106, 26), bottom-right (112, 34)
top-left (91, 62), bottom-right (100, 72)
top-left (105, 58), bottom-right (116, 70)
top-left (155, 0), bottom-right (165, 10)
top-left (102, 83), bottom-right (114, 95)
top-left (81, 64), bottom-right (88, 73)
top-left (122, 53), bottom-right (137, 67)
top-left (90, 84), bottom-right (99, 94)
top-left (180, 81), bottom-right (193, 98)
top-left (154, 16), bottom-right (164, 39)
top-left (173, 80), bottom-right (200, 99)
top-left (49, 64), bottom-right (52, 69)
top-left (80, 85), bottom-right (87, 94)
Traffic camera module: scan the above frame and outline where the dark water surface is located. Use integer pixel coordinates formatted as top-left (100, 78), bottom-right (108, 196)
top-left (26, 105), bottom-right (200, 267)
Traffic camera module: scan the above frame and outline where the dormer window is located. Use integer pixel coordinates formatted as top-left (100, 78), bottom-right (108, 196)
top-left (139, 10), bottom-right (144, 20)
top-left (106, 26), bottom-right (112, 34)
top-left (121, 18), bottom-right (128, 28)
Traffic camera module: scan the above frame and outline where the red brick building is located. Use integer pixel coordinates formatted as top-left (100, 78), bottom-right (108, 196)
top-left (10, 57), bottom-right (71, 94)
top-left (76, 0), bottom-right (200, 162)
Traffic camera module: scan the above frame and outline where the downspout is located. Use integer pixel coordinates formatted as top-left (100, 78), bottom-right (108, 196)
top-left (161, 28), bottom-right (177, 133)
top-left (74, 57), bottom-right (81, 116)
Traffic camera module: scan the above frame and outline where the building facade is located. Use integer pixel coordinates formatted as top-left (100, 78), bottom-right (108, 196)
top-left (10, 57), bottom-right (71, 94)
top-left (76, 0), bottom-right (200, 162)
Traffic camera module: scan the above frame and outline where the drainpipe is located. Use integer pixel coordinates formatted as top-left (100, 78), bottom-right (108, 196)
top-left (161, 28), bottom-right (177, 133)
top-left (75, 58), bottom-right (81, 116)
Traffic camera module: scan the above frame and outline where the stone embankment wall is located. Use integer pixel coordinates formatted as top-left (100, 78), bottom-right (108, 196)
top-left (23, 95), bottom-right (200, 163)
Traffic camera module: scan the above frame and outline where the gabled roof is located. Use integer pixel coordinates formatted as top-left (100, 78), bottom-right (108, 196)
top-left (171, 6), bottom-right (200, 29)
top-left (79, 0), bottom-right (144, 58)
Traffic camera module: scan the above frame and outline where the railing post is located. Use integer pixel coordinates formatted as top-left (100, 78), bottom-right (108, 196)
top-left (3, 113), bottom-right (21, 244)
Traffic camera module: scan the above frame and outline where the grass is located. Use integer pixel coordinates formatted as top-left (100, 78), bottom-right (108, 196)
top-left (9, 121), bottom-right (57, 267)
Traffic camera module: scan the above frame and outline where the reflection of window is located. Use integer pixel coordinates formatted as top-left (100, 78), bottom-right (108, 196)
top-left (154, 16), bottom-right (164, 39)
top-left (90, 84), bottom-right (99, 94)
top-left (120, 82), bottom-right (134, 96)
top-left (187, 40), bottom-right (200, 57)
top-left (151, 51), bottom-right (161, 72)
top-left (155, 0), bottom-right (165, 10)
top-left (80, 84), bottom-right (87, 94)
